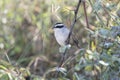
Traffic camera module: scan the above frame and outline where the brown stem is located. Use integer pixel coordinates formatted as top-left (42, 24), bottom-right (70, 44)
top-left (67, 0), bottom-right (82, 44)
top-left (83, 0), bottom-right (89, 28)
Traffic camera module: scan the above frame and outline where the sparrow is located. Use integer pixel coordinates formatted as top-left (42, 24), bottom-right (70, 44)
top-left (53, 23), bottom-right (80, 48)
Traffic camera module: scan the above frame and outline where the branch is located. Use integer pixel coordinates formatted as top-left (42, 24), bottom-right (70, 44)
top-left (55, 48), bottom-right (68, 78)
top-left (58, 48), bottom-right (68, 67)
top-left (67, 0), bottom-right (82, 44)
top-left (88, 0), bottom-right (105, 26)
top-left (83, 0), bottom-right (89, 28)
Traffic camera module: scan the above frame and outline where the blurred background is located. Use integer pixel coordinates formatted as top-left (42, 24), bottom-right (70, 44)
top-left (0, 0), bottom-right (120, 80)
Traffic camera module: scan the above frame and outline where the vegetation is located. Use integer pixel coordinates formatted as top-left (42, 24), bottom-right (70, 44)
top-left (0, 0), bottom-right (120, 80)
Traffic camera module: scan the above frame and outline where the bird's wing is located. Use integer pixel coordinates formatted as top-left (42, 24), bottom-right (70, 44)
top-left (67, 32), bottom-right (80, 48)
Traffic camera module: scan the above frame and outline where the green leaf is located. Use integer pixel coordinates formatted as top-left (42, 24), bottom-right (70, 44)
top-left (0, 74), bottom-right (9, 80)
top-left (99, 60), bottom-right (109, 66)
top-left (99, 28), bottom-right (110, 37)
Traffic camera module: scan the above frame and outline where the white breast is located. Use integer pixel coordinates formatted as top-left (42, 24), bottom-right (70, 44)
top-left (54, 27), bottom-right (70, 46)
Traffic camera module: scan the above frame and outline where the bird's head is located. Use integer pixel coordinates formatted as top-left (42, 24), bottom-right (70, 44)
top-left (53, 23), bottom-right (64, 29)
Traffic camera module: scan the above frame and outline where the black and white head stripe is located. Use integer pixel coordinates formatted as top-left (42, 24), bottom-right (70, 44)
top-left (54, 23), bottom-right (64, 28)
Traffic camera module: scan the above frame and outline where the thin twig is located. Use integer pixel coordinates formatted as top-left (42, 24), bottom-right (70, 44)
top-left (102, 4), bottom-right (120, 25)
top-left (62, 48), bottom-right (85, 67)
top-left (55, 48), bottom-right (68, 78)
top-left (4, 51), bottom-right (11, 64)
top-left (83, 0), bottom-right (89, 28)
top-left (88, 0), bottom-right (105, 26)
top-left (58, 49), bottom-right (68, 67)
top-left (67, 0), bottom-right (82, 44)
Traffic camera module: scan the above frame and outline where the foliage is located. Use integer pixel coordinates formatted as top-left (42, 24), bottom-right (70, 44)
top-left (0, 0), bottom-right (120, 80)
top-left (0, 59), bottom-right (30, 80)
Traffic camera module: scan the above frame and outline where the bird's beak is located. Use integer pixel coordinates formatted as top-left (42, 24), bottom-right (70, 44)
top-left (52, 26), bottom-right (55, 29)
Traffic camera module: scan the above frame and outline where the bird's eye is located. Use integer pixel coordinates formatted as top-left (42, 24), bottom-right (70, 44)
top-left (55, 25), bottom-right (64, 28)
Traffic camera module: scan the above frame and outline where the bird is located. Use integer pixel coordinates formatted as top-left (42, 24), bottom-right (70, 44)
top-left (53, 22), bottom-right (80, 48)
